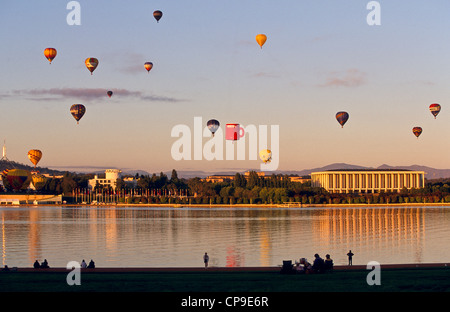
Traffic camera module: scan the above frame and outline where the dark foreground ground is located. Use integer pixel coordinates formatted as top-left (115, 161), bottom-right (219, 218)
top-left (1, 263), bottom-right (449, 292)
top-left (1, 264), bottom-right (448, 310)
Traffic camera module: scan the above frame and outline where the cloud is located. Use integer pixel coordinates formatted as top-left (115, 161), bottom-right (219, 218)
top-left (319, 69), bottom-right (367, 87)
top-left (9, 87), bottom-right (186, 103)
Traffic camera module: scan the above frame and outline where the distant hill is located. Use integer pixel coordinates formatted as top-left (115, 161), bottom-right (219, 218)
top-left (0, 160), bottom-right (65, 176)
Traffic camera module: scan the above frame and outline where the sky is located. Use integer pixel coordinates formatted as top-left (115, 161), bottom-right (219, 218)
top-left (1, 1), bottom-right (450, 175)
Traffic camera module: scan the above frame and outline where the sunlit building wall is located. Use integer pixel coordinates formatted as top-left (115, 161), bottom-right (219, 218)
top-left (311, 170), bottom-right (425, 193)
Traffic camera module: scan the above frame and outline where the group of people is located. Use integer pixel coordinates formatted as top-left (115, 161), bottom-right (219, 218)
top-left (294, 254), bottom-right (334, 274)
top-left (33, 259), bottom-right (50, 269)
top-left (33, 259), bottom-right (96, 269)
top-left (80, 259), bottom-right (96, 269)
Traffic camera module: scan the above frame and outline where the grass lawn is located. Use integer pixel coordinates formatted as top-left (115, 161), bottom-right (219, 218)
top-left (1, 267), bottom-right (449, 292)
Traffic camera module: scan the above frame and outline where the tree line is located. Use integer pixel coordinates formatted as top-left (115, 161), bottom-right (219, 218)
top-left (4, 169), bottom-right (450, 205)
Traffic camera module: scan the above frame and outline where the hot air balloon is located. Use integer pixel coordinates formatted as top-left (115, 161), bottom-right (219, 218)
top-left (412, 127), bottom-right (422, 138)
top-left (85, 58), bottom-right (99, 75)
top-left (144, 62), bottom-right (153, 73)
top-left (259, 149), bottom-right (272, 164)
top-left (28, 149), bottom-right (42, 168)
top-left (107, 90), bottom-right (113, 98)
top-left (429, 103), bottom-right (441, 119)
top-left (256, 34), bottom-right (267, 49)
top-left (31, 173), bottom-right (47, 190)
top-left (207, 119), bottom-right (220, 137)
top-left (1, 169), bottom-right (31, 191)
top-left (70, 104), bottom-right (86, 124)
top-left (153, 10), bottom-right (163, 22)
top-left (336, 111), bottom-right (349, 128)
top-left (44, 48), bottom-right (57, 64)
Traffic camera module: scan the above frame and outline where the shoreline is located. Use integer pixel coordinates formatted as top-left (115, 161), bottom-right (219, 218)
top-left (7, 262), bottom-right (450, 273)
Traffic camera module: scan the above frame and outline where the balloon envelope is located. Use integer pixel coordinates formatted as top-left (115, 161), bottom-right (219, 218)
top-left (336, 111), bottom-right (349, 128)
top-left (2, 169), bottom-right (31, 191)
top-left (413, 127), bottom-right (422, 138)
top-left (85, 58), bottom-right (99, 75)
top-left (256, 34), bottom-right (267, 48)
top-left (107, 91), bottom-right (113, 98)
top-left (32, 173), bottom-right (47, 189)
top-left (153, 10), bottom-right (163, 22)
top-left (207, 119), bottom-right (220, 136)
top-left (44, 48), bottom-right (57, 64)
top-left (429, 103), bottom-right (441, 119)
top-left (28, 149), bottom-right (42, 167)
top-left (70, 104), bottom-right (86, 124)
top-left (259, 149), bottom-right (272, 164)
top-left (144, 62), bottom-right (153, 73)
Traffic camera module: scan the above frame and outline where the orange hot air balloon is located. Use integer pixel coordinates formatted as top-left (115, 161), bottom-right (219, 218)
top-left (44, 48), bottom-right (57, 64)
top-left (412, 126), bottom-right (422, 138)
top-left (153, 10), bottom-right (163, 23)
top-left (256, 34), bottom-right (267, 49)
top-left (85, 58), bottom-right (99, 75)
top-left (28, 149), bottom-right (42, 168)
top-left (144, 62), bottom-right (153, 73)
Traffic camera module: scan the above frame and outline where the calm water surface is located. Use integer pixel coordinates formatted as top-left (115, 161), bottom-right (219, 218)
top-left (1, 205), bottom-right (449, 268)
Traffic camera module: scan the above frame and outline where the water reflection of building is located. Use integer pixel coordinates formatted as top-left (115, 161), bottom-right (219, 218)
top-left (312, 208), bottom-right (425, 263)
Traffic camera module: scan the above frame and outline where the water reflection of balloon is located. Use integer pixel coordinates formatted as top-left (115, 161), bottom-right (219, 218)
top-left (85, 58), bottom-right (99, 75)
top-left (413, 126), bottom-right (422, 138)
top-left (256, 34), bottom-right (267, 49)
top-left (429, 103), bottom-right (441, 119)
top-left (70, 104), bottom-right (86, 124)
top-left (259, 149), bottom-right (272, 164)
top-left (207, 119), bottom-right (220, 137)
top-left (153, 10), bottom-right (163, 22)
top-left (336, 111), bottom-right (349, 128)
top-left (144, 62), bottom-right (153, 73)
top-left (44, 48), bottom-right (57, 64)
top-left (107, 90), bottom-right (113, 98)
top-left (28, 149), bottom-right (42, 168)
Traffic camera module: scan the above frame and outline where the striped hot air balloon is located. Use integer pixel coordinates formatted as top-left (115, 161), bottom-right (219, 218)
top-left (336, 111), bottom-right (349, 128)
top-left (153, 10), bottom-right (163, 22)
top-left (28, 149), bottom-right (42, 168)
top-left (429, 103), bottom-right (441, 119)
top-left (1, 169), bottom-right (32, 191)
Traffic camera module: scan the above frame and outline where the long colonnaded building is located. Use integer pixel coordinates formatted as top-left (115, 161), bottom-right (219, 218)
top-left (311, 169), bottom-right (425, 193)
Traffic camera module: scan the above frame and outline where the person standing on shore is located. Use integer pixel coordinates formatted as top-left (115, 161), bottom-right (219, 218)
top-left (347, 250), bottom-right (354, 266)
top-left (203, 252), bottom-right (209, 268)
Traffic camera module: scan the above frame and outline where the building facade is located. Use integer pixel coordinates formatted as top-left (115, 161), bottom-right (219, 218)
top-left (88, 169), bottom-right (122, 190)
top-left (311, 169), bottom-right (425, 193)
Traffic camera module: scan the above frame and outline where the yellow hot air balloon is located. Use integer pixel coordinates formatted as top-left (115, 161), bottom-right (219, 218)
top-left (256, 34), bottom-right (267, 49)
top-left (44, 48), bottom-right (57, 64)
top-left (32, 173), bottom-right (47, 190)
top-left (28, 149), bottom-right (42, 168)
top-left (85, 57), bottom-right (99, 75)
top-left (259, 149), bottom-right (272, 163)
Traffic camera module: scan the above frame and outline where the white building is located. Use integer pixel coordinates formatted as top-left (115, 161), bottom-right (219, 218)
top-left (88, 169), bottom-right (122, 190)
top-left (311, 169), bottom-right (425, 194)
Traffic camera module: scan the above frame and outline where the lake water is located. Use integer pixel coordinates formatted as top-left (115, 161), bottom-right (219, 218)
top-left (0, 205), bottom-right (449, 268)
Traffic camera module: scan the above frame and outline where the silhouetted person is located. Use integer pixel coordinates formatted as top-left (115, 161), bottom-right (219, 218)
top-left (88, 259), bottom-right (95, 268)
top-left (347, 250), bottom-right (354, 266)
top-left (203, 252), bottom-right (209, 268)
top-left (312, 253), bottom-right (324, 273)
top-left (33, 260), bottom-right (40, 269)
top-left (324, 254), bottom-right (334, 271)
top-left (41, 259), bottom-right (49, 269)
